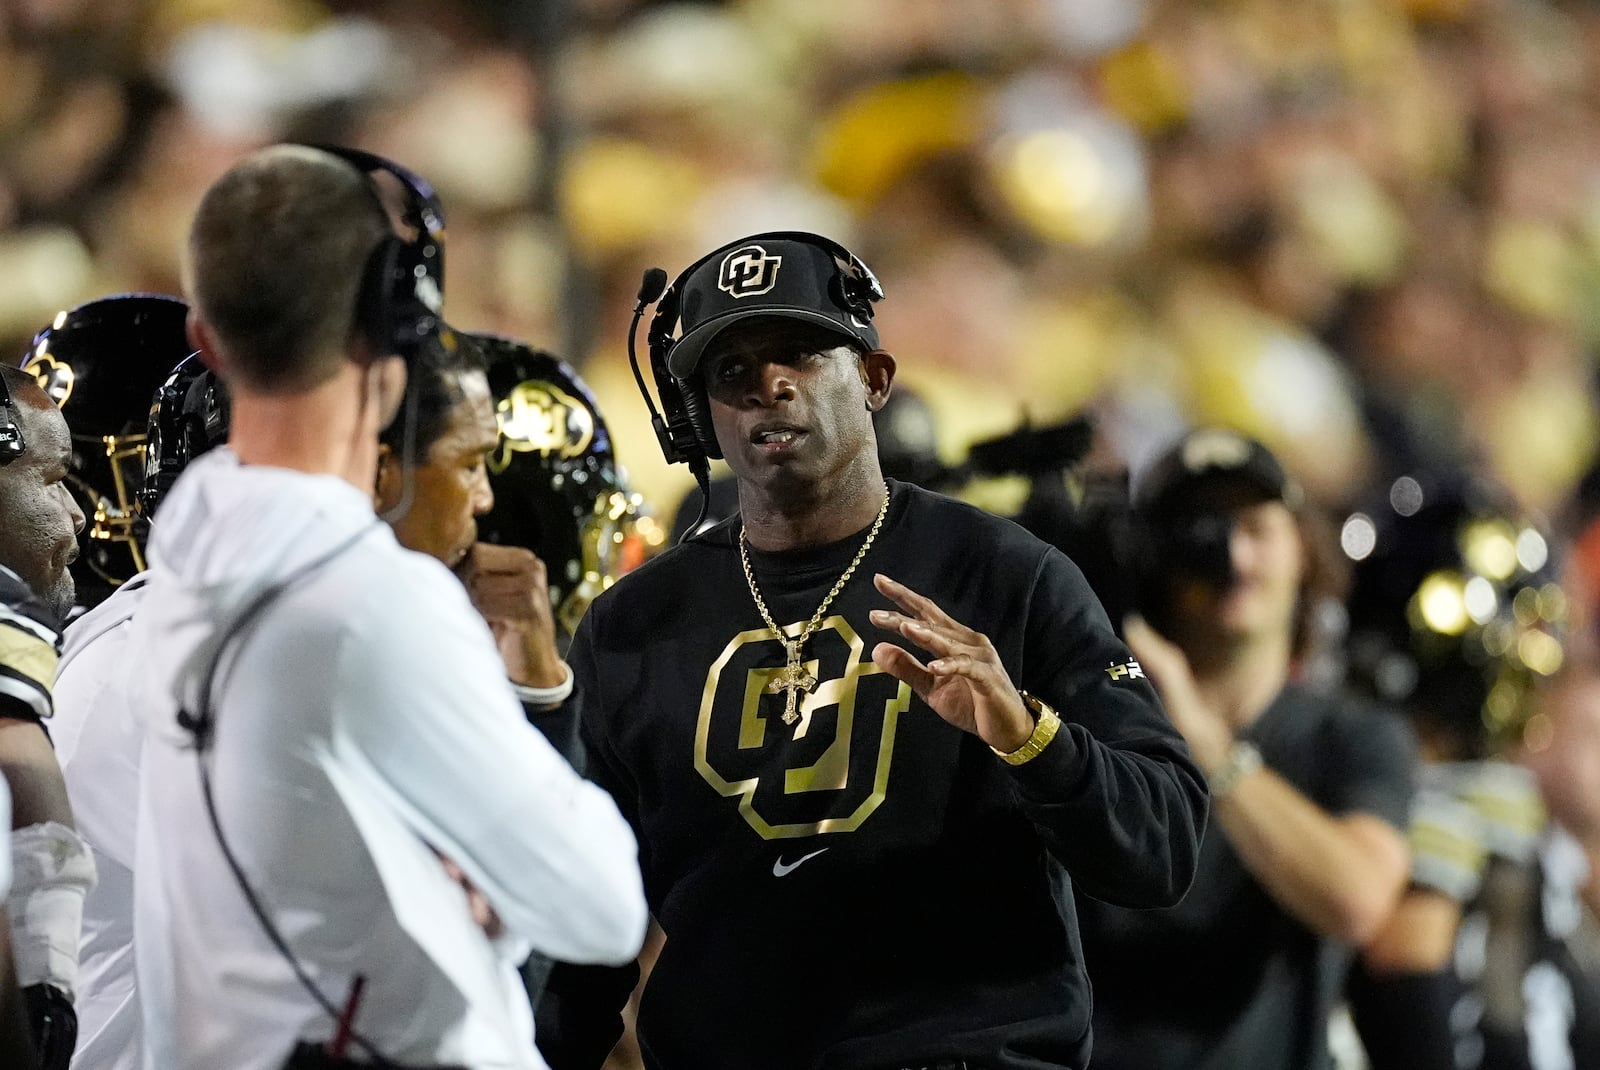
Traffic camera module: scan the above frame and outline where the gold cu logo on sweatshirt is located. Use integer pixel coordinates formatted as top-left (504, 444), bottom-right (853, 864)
top-left (695, 616), bottom-right (910, 840)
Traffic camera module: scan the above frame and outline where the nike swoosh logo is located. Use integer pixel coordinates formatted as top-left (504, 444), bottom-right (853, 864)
top-left (772, 848), bottom-right (829, 877)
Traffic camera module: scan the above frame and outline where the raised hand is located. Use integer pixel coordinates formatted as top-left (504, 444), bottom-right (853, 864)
top-left (454, 542), bottom-right (566, 689)
top-left (868, 573), bottom-right (1034, 753)
top-left (1122, 617), bottom-right (1233, 771)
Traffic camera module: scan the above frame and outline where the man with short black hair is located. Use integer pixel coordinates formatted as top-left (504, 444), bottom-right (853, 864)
top-left (126, 144), bottom-right (646, 1070)
top-left (539, 232), bottom-right (1207, 1070)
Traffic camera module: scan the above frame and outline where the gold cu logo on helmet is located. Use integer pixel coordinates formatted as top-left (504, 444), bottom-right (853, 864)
top-left (24, 350), bottom-right (75, 409)
top-left (718, 245), bottom-right (783, 299)
top-left (491, 380), bottom-right (594, 474)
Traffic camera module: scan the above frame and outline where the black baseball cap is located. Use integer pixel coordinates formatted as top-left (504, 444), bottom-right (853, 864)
top-left (1135, 428), bottom-right (1303, 517)
top-left (665, 232), bottom-right (882, 380)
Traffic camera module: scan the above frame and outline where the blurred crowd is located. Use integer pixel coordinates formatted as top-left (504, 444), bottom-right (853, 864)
top-left (7, 1), bottom-right (1600, 1067)
top-left (7, 0), bottom-right (1600, 521)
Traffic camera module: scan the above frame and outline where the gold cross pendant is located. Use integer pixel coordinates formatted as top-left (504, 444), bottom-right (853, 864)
top-left (766, 642), bottom-right (817, 726)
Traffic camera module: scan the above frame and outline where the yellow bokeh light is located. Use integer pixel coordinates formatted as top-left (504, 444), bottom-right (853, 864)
top-left (1537, 583), bottom-right (1568, 625)
top-left (1412, 571), bottom-right (1470, 636)
top-left (1484, 679), bottom-right (1522, 727)
top-left (1460, 519), bottom-right (1520, 582)
top-left (1516, 630), bottom-right (1564, 676)
top-left (992, 130), bottom-right (1122, 246)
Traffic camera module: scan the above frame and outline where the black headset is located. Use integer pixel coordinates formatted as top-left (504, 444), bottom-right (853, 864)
top-left (626, 231), bottom-right (884, 473)
top-left (0, 372), bottom-right (24, 465)
top-left (313, 145), bottom-right (452, 365)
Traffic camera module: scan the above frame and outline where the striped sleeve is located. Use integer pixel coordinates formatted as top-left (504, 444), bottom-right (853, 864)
top-left (0, 572), bottom-right (62, 723)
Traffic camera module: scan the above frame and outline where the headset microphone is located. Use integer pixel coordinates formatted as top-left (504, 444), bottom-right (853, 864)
top-left (626, 267), bottom-right (711, 542)
top-left (626, 268), bottom-right (682, 463)
top-left (638, 267), bottom-right (669, 307)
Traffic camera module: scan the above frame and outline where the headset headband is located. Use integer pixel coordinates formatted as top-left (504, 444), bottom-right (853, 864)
top-left (316, 145), bottom-right (447, 251)
top-left (307, 144), bottom-right (451, 362)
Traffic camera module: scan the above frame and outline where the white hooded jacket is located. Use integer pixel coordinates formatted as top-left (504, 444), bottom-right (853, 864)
top-left (55, 574), bottom-right (152, 1070)
top-left (127, 449), bottom-right (646, 1070)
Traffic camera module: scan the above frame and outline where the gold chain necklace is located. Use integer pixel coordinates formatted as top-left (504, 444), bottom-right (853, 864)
top-left (740, 486), bottom-right (891, 726)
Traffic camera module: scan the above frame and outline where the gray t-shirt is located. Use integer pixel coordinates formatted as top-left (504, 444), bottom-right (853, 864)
top-left (1077, 683), bottom-right (1415, 1070)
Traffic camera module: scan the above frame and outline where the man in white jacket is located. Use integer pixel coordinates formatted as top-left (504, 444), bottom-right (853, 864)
top-left (56, 326), bottom-right (598, 1070)
top-left (124, 144), bottom-right (647, 1070)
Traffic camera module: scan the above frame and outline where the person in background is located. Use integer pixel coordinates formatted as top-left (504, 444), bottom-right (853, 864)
top-left (1078, 427), bottom-right (1414, 1070)
top-left (20, 294), bottom-right (196, 610)
top-left (1346, 474), bottom-right (1600, 1070)
top-left (0, 364), bottom-right (94, 1070)
top-left (29, 296), bottom-right (197, 1070)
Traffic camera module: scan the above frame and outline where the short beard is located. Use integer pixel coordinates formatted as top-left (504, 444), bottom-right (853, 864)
top-left (44, 571), bottom-right (76, 622)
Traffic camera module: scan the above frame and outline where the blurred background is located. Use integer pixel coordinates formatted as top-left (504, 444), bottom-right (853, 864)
top-left (12, 3), bottom-right (1600, 1067)
top-left (10, 0), bottom-right (1600, 533)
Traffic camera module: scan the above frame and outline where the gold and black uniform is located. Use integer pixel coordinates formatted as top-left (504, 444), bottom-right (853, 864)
top-left (539, 480), bottom-right (1207, 1070)
top-left (0, 564), bottom-right (61, 726)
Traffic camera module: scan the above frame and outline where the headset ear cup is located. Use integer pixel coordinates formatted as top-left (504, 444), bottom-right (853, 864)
top-left (356, 237), bottom-right (402, 357)
top-left (829, 275), bottom-right (858, 321)
top-left (676, 376), bottom-right (721, 460)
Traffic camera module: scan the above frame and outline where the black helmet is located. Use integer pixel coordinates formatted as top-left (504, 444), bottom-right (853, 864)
top-left (1342, 472), bottom-right (1564, 756)
top-left (470, 334), bottom-right (659, 637)
top-left (142, 353), bottom-right (231, 522)
top-left (20, 294), bottom-right (194, 598)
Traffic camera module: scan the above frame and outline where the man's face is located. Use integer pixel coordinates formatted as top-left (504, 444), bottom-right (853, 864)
top-left (385, 370), bottom-right (498, 568)
top-left (0, 388), bottom-right (85, 617)
top-left (1171, 497), bottom-right (1304, 645)
top-left (702, 318), bottom-right (881, 494)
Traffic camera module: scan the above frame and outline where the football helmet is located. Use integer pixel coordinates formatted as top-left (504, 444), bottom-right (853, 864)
top-left (470, 334), bottom-right (659, 638)
top-left (1342, 473), bottom-right (1564, 756)
top-left (20, 294), bottom-right (194, 600)
top-left (142, 353), bottom-right (230, 522)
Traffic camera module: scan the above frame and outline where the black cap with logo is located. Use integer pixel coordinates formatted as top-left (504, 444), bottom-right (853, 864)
top-left (665, 232), bottom-right (883, 380)
top-left (1135, 428), bottom-right (1303, 519)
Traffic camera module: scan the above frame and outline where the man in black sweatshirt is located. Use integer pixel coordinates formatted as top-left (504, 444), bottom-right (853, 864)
top-left (538, 232), bottom-right (1208, 1070)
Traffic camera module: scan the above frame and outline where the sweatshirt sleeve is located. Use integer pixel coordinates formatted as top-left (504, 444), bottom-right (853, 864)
top-left (338, 566), bottom-right (648, 967)
top-left (1010, 548), bottom-right (1209, 908)
top-left (534, 607), bottom-right (646, 1068)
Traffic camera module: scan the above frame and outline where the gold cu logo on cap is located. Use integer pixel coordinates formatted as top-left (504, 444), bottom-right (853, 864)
top-left (718, 245), bottom-right (783, 299)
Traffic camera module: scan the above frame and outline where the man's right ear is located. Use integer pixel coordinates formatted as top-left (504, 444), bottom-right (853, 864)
top-left (187, 311), bottom-right (224, 374)
top-left (373, 442), bottom-right (400, 511)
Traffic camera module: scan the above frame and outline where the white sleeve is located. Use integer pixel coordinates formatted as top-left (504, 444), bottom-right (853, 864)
top-left (336, 570), bottom-right (647, 966)
top-left (0, 772), bottom-right (10, 900)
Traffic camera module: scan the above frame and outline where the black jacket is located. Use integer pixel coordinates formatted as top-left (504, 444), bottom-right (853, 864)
top-left (540, 481), bottom-right (1208, 1070)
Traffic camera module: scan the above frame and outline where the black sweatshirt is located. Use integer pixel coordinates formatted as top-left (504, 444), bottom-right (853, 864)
top-left (539, 480), bottom-right (1208, 1070)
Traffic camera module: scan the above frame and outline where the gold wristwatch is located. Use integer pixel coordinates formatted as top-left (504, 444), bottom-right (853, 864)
top-left (992, 691), bottom-right (1062, 766)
